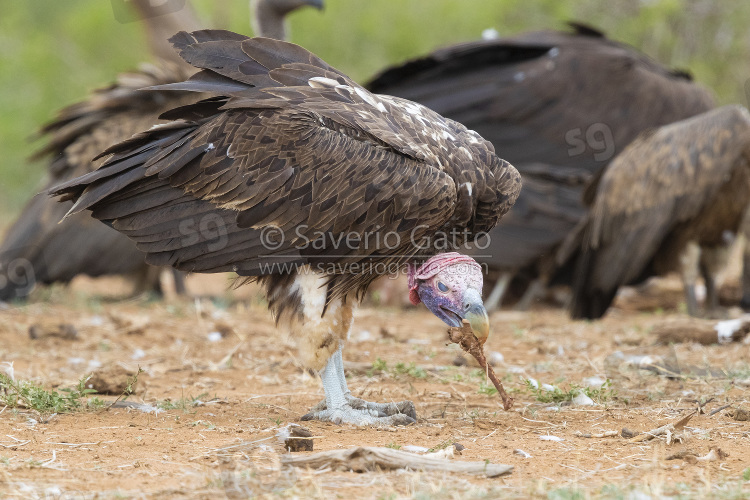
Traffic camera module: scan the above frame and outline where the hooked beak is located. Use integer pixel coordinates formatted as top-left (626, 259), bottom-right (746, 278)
top-left (306, 0), bottom-right (324, 10)
top-left (462, 288), bottom-right (490, 345)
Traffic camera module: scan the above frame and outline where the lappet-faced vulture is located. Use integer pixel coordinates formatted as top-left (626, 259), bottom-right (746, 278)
top-left (0, 0), bottom-right (323, 302)
top-left (367, 23), bottom-right (715, 310)
top-left (560, 105), bottom-right (750, 319)
top-left (50, 31), bottom-right (521, 425)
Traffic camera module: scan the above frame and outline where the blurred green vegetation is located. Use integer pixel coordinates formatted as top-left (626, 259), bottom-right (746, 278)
top-left (1, 0), bottom-right (748, 221)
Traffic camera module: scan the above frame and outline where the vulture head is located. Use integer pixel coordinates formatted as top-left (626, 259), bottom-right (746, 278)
top-left (409, 253), bottom-right (490, 344)
top-left (251, 0), bottom-right (324, 40)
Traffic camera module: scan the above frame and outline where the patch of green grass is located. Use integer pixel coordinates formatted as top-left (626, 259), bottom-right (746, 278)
top-left (428, 439), bottom-right (454, 453)
top-left (511, 325), bottom-right (526, 339)
top-left (394, 362), bottom-right (427, 379)
top-left (478, 380), bottom-right (497, 396)
top-left (743, 467), bottom-right (750, 481)
top-left (191, 420), bottom-right (216, 430)
top-left (157, 392), bottom-right (209, 412)
top-left (367, 358), bottom-right (427, 379)
top-left (524, 379), bottom-right (617, 405)
top-left (385, 442), bottom-right (401, 450)
top-left (0, 373), bottom-right (101, 415)
top-left (367, 357), bottom-right (388, 376)
top-left (547, 487), bottom-right (586, 500)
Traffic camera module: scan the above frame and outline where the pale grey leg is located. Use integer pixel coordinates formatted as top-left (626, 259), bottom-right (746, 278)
top-left (332, 345), bottom-right (350, 396)
top-left (679, 241), bottom-right (701, 317)
top-left (301, 350), bottom-right (416, 426)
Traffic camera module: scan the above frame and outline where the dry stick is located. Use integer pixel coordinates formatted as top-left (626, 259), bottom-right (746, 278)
top-left (447, 320), bottom-right (514, 411)
top-left (282, 447), bottom-right (513, 478)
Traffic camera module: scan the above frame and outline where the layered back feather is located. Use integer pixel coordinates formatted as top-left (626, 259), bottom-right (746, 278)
top-left (51, 30), bottom-right (521, 307)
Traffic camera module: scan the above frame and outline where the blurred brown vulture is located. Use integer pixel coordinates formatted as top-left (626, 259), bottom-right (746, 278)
top-left (561, 105), bottom-right (750, 319)
top-left (367, 23), bottom-right (715, 310)
top-left (0, 0), bottom-right (323, 302)
top-left (50, 30), bottom-right (521, 425)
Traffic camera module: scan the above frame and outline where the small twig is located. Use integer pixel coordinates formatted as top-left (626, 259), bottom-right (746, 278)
top-left (40, 450), bottom-right (57, 467)
top-left (107, 367), bottom-right (144, 410)
top-left (282, 446), bottom-right (513, 478)
top-left (44, 441), bottom-right (114, 447)
top-left (447, 320), bottom-right (513, 410)
top-left (708, 404), bottom-right (732, 417)
top-left (0, 440), bottom-right (30, 449)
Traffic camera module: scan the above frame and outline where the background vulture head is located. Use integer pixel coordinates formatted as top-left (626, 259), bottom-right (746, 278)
top-left (408, 253), bottom-right (490, 344)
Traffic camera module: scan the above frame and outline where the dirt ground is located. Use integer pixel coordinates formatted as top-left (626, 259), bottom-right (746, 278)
top-left (0, 271), bottom-right (749, 499)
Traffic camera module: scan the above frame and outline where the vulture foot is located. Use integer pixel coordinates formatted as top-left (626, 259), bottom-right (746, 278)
top-left (301, 396), bottom-right (416, 426)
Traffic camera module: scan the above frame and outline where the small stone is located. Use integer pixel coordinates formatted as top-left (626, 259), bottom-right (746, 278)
top-left (731, 407), bottom-right (750, 421)
top-left (452, 355), bottom-right (468, 367)
top-left (277, 424), bottom-right (313, 452)
top-left (621, 428), bottom-right (639, 438)
top-left (488, 351), bottom-right (504, 366)
top-left (87, 364), bottom-right (138, 395)
top-left (28, 323), bottom-right (78, 340)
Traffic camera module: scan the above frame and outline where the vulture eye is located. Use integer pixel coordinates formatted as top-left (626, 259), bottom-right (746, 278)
top-left (437, 281), bottom-right (449, 293)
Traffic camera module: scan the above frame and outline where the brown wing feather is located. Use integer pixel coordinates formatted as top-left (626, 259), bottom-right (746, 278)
top-left (51, 31), bottom-right (521, 300)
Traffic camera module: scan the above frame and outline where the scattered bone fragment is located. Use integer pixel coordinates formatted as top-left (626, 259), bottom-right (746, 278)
top-left (402, 445), bottom-right (430, 453)
top-left (629, 411), bottom-right (695, 443)
top-left (696, 447), bottom-right (728, 462)
top-left (575, 430), bottom-right (618, 438)
top-left (668, 447), bottom-right (729, 464)
top-left (539, 435), bottom-right (564, 442)
top-left (109, 400), bottom-right (162, 414)
top-left (654, 318), bottom-right (750, 345)
top-left (425, 446), bottom-right (454, 459)
top-left (513, 449), bottom-right (532, 458)
top-left (572, 392), bottom-right (595, 406)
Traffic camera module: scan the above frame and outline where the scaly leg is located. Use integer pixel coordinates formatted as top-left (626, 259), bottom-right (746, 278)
top-left (301, 349), bottom-right (416, 426)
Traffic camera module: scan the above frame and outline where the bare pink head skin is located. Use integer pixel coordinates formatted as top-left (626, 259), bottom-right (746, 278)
top-left (408, 252), bottom-right (490, 344)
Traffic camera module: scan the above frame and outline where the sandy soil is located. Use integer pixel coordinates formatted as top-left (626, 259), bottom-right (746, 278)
top-left (0, 273), bottom-right (748, 499)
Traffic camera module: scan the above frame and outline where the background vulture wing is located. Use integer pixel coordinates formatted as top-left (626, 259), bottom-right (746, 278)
top-left (0, 64), bottom-right (195, 301)
top-left (567, 105), bottom-right (750, 318)
top-left (367, 24), bottom-right (715, 174)
top-left (366, 24), bottom-right (714, 306)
